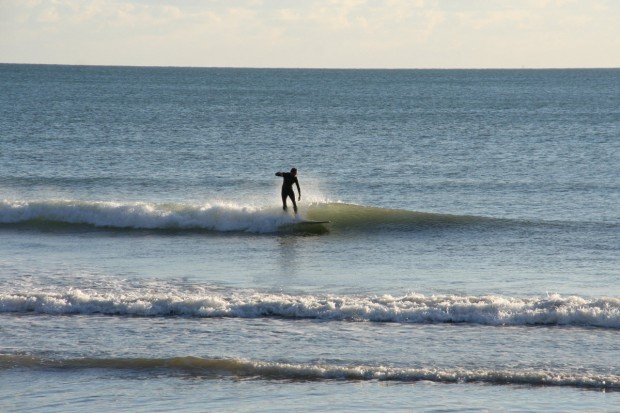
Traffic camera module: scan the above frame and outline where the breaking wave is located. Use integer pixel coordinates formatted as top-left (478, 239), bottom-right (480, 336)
top-left (1, 355), bottom-right (617, 390)
top-left (1, 286), bottom-right (618, 328)
top-left (0, 199), bottom-right (301, 233)
top-left (0, 198), bottom-right (517, 234)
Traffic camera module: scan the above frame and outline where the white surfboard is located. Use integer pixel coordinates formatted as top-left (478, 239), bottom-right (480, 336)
top-left (295, 220), bottom-right (331, 225)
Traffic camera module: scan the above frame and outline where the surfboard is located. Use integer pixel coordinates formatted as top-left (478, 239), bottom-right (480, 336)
top-left (295, 220), bottom-right (331, 225)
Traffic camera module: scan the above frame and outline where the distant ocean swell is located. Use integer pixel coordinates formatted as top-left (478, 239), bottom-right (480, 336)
top-left (1, 355), bottom-right (617, 390)
top-left (0, 199), bottom-right (550, 234)
top-left (2, 288), bottom-right (618, 328)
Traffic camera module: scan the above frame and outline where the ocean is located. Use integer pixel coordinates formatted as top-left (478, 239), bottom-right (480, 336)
top-left (0, 64), bottom-right (618, 412)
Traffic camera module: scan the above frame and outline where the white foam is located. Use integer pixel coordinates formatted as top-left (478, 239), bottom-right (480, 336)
top-left (0, 199), bottom-right (302, 233)
top-left (1, 286), bottom-right (618, 328)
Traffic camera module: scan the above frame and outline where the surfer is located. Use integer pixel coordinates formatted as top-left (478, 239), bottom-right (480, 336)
top-left (275, 168), bottom-right (301, 214)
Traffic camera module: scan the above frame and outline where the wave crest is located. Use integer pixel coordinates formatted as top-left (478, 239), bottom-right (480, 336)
top-left (1, 288), bottom-right (618, 328)
top-left (0, 199), bottom-right (302, 233)
top-left (1, 355), bottom-right (617, 390)
top-left (0, 199), bottom-right (510, 234)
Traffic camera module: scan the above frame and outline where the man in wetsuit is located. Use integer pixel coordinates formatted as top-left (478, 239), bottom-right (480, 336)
top-left (275, 167), bottom-right (301, 214)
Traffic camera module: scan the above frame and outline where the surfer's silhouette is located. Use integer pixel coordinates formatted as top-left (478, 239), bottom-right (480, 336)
top-left (275, 168), bottom-right (301, 214)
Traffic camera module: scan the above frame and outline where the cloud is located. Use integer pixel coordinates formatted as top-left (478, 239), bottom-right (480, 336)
top-left (0, 0), bottom-right (618, 67)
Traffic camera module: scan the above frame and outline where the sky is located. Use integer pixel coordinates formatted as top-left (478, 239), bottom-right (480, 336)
top-left (1, 0), bottom-right (619, 68)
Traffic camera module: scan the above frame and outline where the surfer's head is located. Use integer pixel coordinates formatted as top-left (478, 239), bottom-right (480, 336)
top-left (291, 168), bottom-right (297, 176)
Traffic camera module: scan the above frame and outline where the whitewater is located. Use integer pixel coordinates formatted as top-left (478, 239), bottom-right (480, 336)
top-left (2, 283), bottom-right (618, 328)
top-left (0, 198), bottom-right (301, 233)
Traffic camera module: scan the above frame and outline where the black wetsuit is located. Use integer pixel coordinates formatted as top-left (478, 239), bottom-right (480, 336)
top-left (277, 172), bottom-right (299, 213)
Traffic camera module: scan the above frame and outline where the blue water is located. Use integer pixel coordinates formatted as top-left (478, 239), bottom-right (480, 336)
top-left (0, 64), bottom-right (619, 412)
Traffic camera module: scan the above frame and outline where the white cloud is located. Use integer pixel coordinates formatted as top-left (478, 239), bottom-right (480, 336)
top-left (0, 0), bottom-right (618, 67)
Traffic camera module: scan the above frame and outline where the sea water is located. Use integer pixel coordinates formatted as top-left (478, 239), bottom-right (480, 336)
top-left (0, 64), bottom-right (618, 412)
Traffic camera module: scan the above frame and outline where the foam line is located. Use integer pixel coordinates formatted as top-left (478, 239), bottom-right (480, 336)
top-left (1, 288), bottom-right (618, 328)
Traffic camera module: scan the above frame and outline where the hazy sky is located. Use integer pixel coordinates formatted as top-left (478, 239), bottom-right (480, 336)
top-left (1, 0), bottom-right (619, 68)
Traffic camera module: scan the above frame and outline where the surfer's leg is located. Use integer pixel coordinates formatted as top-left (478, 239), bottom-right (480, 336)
top-left (281, 191), bottom-right (288, 211)
top-left (289, 192), bottom-right (298, 214)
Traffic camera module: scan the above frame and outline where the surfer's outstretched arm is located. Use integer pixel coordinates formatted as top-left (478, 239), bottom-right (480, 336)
top-left (275, 172), bottom-right (283, 177)
top-left (295, 179), bottom-right (301, 201)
